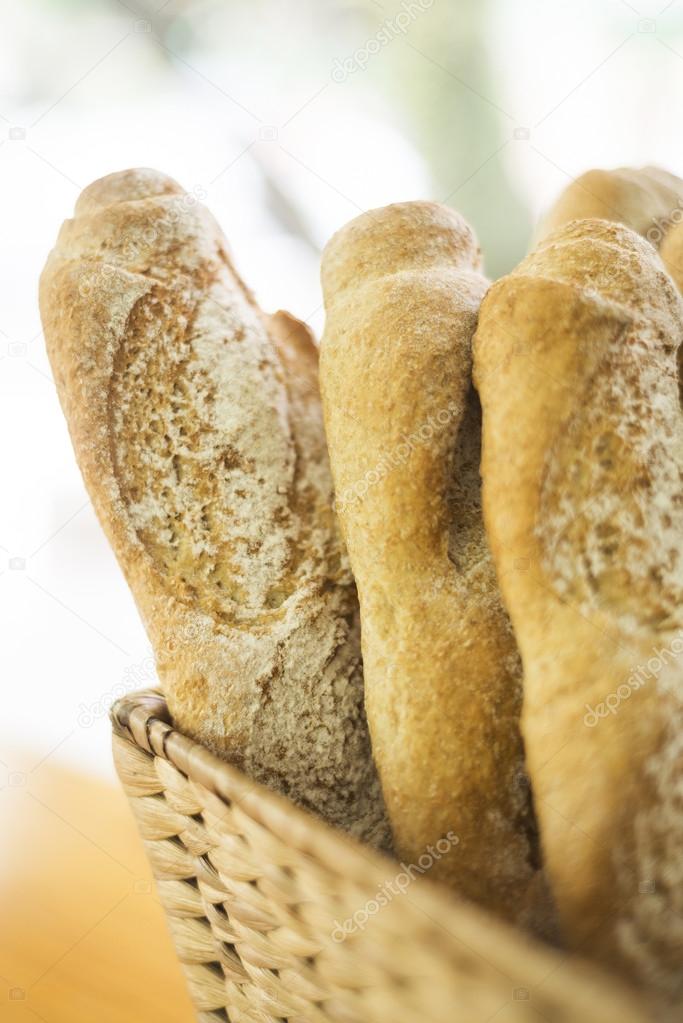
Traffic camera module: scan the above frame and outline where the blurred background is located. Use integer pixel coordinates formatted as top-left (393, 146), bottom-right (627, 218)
top-left (2, 0), bottom-right (683, 1018)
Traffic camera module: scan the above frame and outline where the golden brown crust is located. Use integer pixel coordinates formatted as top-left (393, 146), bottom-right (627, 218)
top-left (474, 217), bottom-right (683, 1004)
top-left (661, 220), bottom-right (683, 294)
top-left (39, 169), bottom-right (389, 845)
top-left (320, 201), bottom-right (539, 920)
top-left (535, 165), bottom-right (683, 249)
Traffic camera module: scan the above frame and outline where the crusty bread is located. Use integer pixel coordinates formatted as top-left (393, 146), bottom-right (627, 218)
top-left (39, 168), bottom-right (389, 846)
top-left (661, 218), bottom-right (683, 291)
top-left (319, 202), bottom-right (540, 920)
top-left (659, 226), bottom-right (683, 405)
top-left (535, 165), bottom-right (683, 248)
top-left (474, 218), bottom-right (683, 1003)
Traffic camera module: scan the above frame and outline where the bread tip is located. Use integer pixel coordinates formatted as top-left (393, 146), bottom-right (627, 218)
top-left (321, 200), bottom-right (482, 296)
top-left (74, 167), bottom-right (184, 218)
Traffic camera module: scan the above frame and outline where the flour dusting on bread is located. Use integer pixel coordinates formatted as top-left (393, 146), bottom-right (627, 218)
top-left (321, 201), bottom-right (541, 923)
top-left (531, 224), bottom-right (683, 636)
top-left (474, 217), bottom-right (683, 1006)
top-left (40, 168), bottom-right (389, 846)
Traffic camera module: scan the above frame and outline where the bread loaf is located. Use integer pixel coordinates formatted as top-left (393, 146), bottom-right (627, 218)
top-left (474, 218), bottom-right (683, 1004)
top-left (535, 165), bottom-right (683, 248)
top-left (320, 201), bottom-right (540, 920)
top-left (39, 168), bottom-right (389, 846)
top-left (661, 218), bottom-right (683, 292)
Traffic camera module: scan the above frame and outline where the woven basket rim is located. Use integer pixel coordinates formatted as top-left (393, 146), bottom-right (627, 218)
top-left (110, 687), bottom-right (399, 886)
top-left (111, 688), bottom-right (653, 1022)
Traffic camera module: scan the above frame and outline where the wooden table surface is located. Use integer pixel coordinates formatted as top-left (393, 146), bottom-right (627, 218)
top-left (0, 745), bottom-right (195, 1022)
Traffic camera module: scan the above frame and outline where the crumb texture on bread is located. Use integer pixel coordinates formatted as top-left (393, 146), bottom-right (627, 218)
top-left (40, 169), bottom-right (389, 846)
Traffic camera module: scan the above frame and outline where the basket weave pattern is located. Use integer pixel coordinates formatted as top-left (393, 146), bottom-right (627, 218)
top-left (111, 689), bottom-right (648, 1023)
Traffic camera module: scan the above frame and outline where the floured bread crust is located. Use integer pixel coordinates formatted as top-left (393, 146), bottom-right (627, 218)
top-left (320, 201), bottom-right (540, 922)
top-left (535, 165), bottom-right (683, 249)
top-left (474, 218), bottom-right (683, 1007)
top-left (40, 168), bottom-right (389, 846)
top-left (661, 219), bottom-right (683, 294)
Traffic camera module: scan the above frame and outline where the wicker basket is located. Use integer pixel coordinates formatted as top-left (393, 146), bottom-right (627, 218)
top-left (111, 689), bottom-right (650, 1023)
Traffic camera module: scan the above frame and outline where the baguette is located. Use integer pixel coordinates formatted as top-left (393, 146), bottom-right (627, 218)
top-left (39, 168), bottom-right (389, 846)
top-left (661, 219), bottom-right (683, 294)
top-left (320, 202), bottom-right (539, 920)
top-left (474, 217), bottom-right (683, 1003)
top-left (535, 165), bottom-right (683, 248)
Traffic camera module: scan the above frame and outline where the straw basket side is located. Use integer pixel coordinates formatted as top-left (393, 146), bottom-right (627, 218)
top-left (111, 689), bottom-right (649, 1023)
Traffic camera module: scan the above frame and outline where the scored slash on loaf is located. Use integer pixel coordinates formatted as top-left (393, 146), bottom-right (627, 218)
top-left (39, 168), bottom-right (390, 847)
